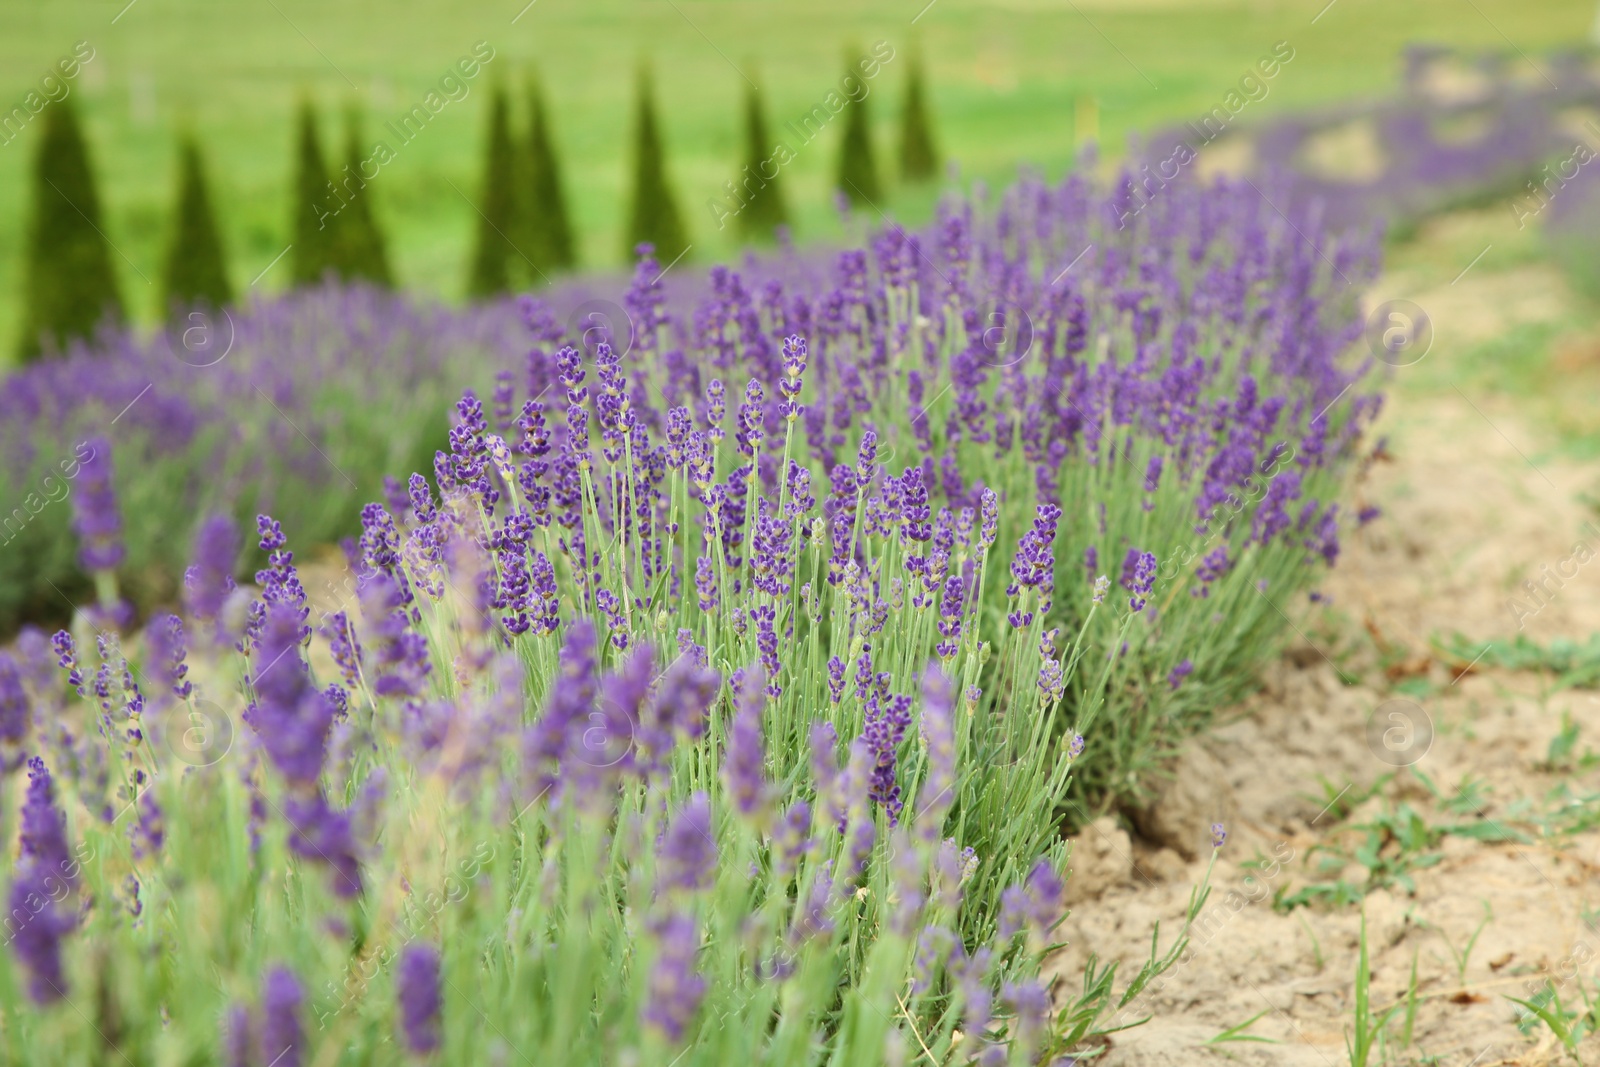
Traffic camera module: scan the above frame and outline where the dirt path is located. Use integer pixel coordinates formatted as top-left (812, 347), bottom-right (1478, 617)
top-left (1050, 247), bottom-right (1600, 1064)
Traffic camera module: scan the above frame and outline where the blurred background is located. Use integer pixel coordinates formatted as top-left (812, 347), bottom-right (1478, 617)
top-left (1, 0), bottom-right (1595, 355)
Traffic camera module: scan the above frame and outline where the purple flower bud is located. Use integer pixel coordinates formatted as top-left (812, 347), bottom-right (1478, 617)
top-left (183, 514), bottom-right (240, 626)
top-left (723, 668), bottom-right (773, 828)
top-left (397, 943), bottom-right (442, 1054)
top-left (262, 966), bottom-right (305, 1067)
top-left (70, 436), bottom-right (123, 572)
top-left (147, 613), bottom-right (193, 700)
top-left (250, 603), bottom-right (334, 787)
top-left (658, 792), bottom-right (716, 893)
top-left (1168, 659), bottom-right (1194, 689)
top-left (641, 913), bottom-right (707, 1043)
top-left (224, 1003), bottom-right (254, 1067)
top-left (0, 653), bottom-right (30, 763)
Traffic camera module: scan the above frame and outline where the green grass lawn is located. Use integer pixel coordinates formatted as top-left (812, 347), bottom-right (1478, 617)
top-left (0, 0), bottom-right (1593, 358)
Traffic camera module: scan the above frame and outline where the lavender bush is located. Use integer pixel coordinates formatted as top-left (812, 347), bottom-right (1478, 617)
top-left (3, 423), bottom-right (1207, 1065)
top-left (0, 166), bottom-right (1375, 1061)
top-left (0, 283), bottom-right (525, 632)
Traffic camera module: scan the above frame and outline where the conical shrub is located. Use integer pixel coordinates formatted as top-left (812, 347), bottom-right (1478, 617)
top-left (467, 85), bottom-right (519, 298)
top-left (835, 50), bottom-right (883, 208)
top-left (328, 109), bottom-right (394, 287)
top-left (17, 99), bottom-right (123, 360)
top-left (288, 99), bottom-right (334, 287)
top-left (624, 64), bottom-right (689, 265)
top-left (737, 75), bottom-right (788, 241)
top-left (899, 49), bottom-right (940, 183)
top-left (516, 72), bottom-right (577, 283)
top-left (161, 133), bottom-right (233, 315)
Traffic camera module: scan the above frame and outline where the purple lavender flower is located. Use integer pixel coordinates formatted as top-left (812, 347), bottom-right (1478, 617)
top-left (183, 514), bottom-right (240, 626)
top-left (249, 602), bottom-right (335, 787)
top-left (322, 612), bottom-right (363, 689)
top-left (826, 656), bottom-right (845, 703)
top-left (1002, 979), bottom-right (1052, 1049)
top-left (1168, 659), bottom-right (1194, 689)
top-left (0, 653), bottom-right (30, 766)
top-left (1211, 822), bottom-right (1227, 849)
top-left (521, 620), bottom-right (598, 800)
top-left (262, 966), bottom-right (305, 1067)
top-left (224, 1002), bottom-right (254, 1067)
top-left (916, 666), bottom-right (957, 843)
top-left (146, 613), bottom-right (193, 700)
top-left (978, 488), bottom-right (999, 550)
top-left (1143, 455), bottom-right (1164, 493)
top-left (1124, 550), bottom-right (1157, 612)
top-left (8, 758), bottom-right (78, 1004)
top-left (70, 436), bottom-right (123, 572)
top-left (773, 801), bottom-right (812, 881)
top-left (397, 943), bottom-right (443, 1054)
top-left (641, 913), bottom-right (707, 1043)
top-left (282, 792), bottom-right (363, 897)
top-left (779, 334), bottom-right (807, 420)
top-left (723, 669), bottom-right (773, 828)
top-left (997, 859), bottom-right (1064, 942)
top-left (694, 557), bottom-right (718, 612)
top-left (936, 574), bottom-right (964, 659)
top-left (736, 380), bottom-right (765, 457)
top-left (863, 690), bottom-right (913, 825)
top-left (635, 654), bottom-right (718, 774)
top-left (19, 757), bottom-right (75, 885)
top-left (8, 868), bottom-right (74, 1004)
top-left (658, 792), bottom-right (716, 893)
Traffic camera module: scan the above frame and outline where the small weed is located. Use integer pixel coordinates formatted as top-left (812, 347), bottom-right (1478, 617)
top-left (1347, 909), bottom-right (1403, 1067)
top-left (1301, 774), bottom-right (1393, 826)
top-left (1540, 710), bottom-right (1600, 772)
top-left (1275, 801), bottom-right (1530, 913)
top-left (1412, 768), bottom-right (1493, 817)
top-left (1438, 633), bottom-right (1600, 691)
top-left (1428, 901), bottom-right (1492, 986)
top-left (1204, 1008), bottom-right (1277, 1045)
top-left (1401, 949), bottom-right (1420, 1047)
top-left (1299, 915), bottom-right (1325, 972)
top-left (1508, 982), bottom-right (1590, 1063)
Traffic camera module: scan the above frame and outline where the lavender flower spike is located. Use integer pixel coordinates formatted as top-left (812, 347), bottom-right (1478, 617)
top-left (262, 966), bottom-right (305, 1067)
top-left (722, 667), bottom-right (773, 829)
top-left (397, 943), bottom-right (443, 1054)
top-left (8, 758), bottom-right (78, 1004)
top-left (249, 602), bottom-right (335, 787)
top-left (70, 436), bottom-right (123, 573)
top-left (183, 513), bottom-right (240, 627)
top-left (658, 792), bottom-right (716, 894)
top-left (641, 913), bottom-right (707, 1044)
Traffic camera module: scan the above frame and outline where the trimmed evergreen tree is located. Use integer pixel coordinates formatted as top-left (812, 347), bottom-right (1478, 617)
top-left (328, 108), bottom-right (394, 287)
top-left (467, 85), bottom-right (519, 298)
top-left (288, 99), bottom-right (335, 286)
top-left (516, 72), bottom-right (577, 284)
top-left (899, 49), bottom-right (940, 183)
top-left (624, 64), bottom-right (689, 266)
top-left (161, 133), bottom-right (233, 315)
top-left (737, 74), bottom-right (788, 241)
top-left (17, 98), bottom-right (123, 360)
top-left (835, 51), bottom-right (883, 208)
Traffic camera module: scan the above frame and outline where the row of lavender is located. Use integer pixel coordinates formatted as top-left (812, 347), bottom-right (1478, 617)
top-left (0, 169), bottom-right (1376, 1060)
top-left (1143, 46), bottom-right (1600, 237)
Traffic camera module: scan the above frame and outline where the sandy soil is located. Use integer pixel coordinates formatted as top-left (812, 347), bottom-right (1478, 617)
top-left (1049, 258), bottom-right (1600, 1063)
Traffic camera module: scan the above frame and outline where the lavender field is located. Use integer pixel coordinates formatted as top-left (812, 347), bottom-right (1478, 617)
top-left (4, 10), bottom-right (1600, 1067)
